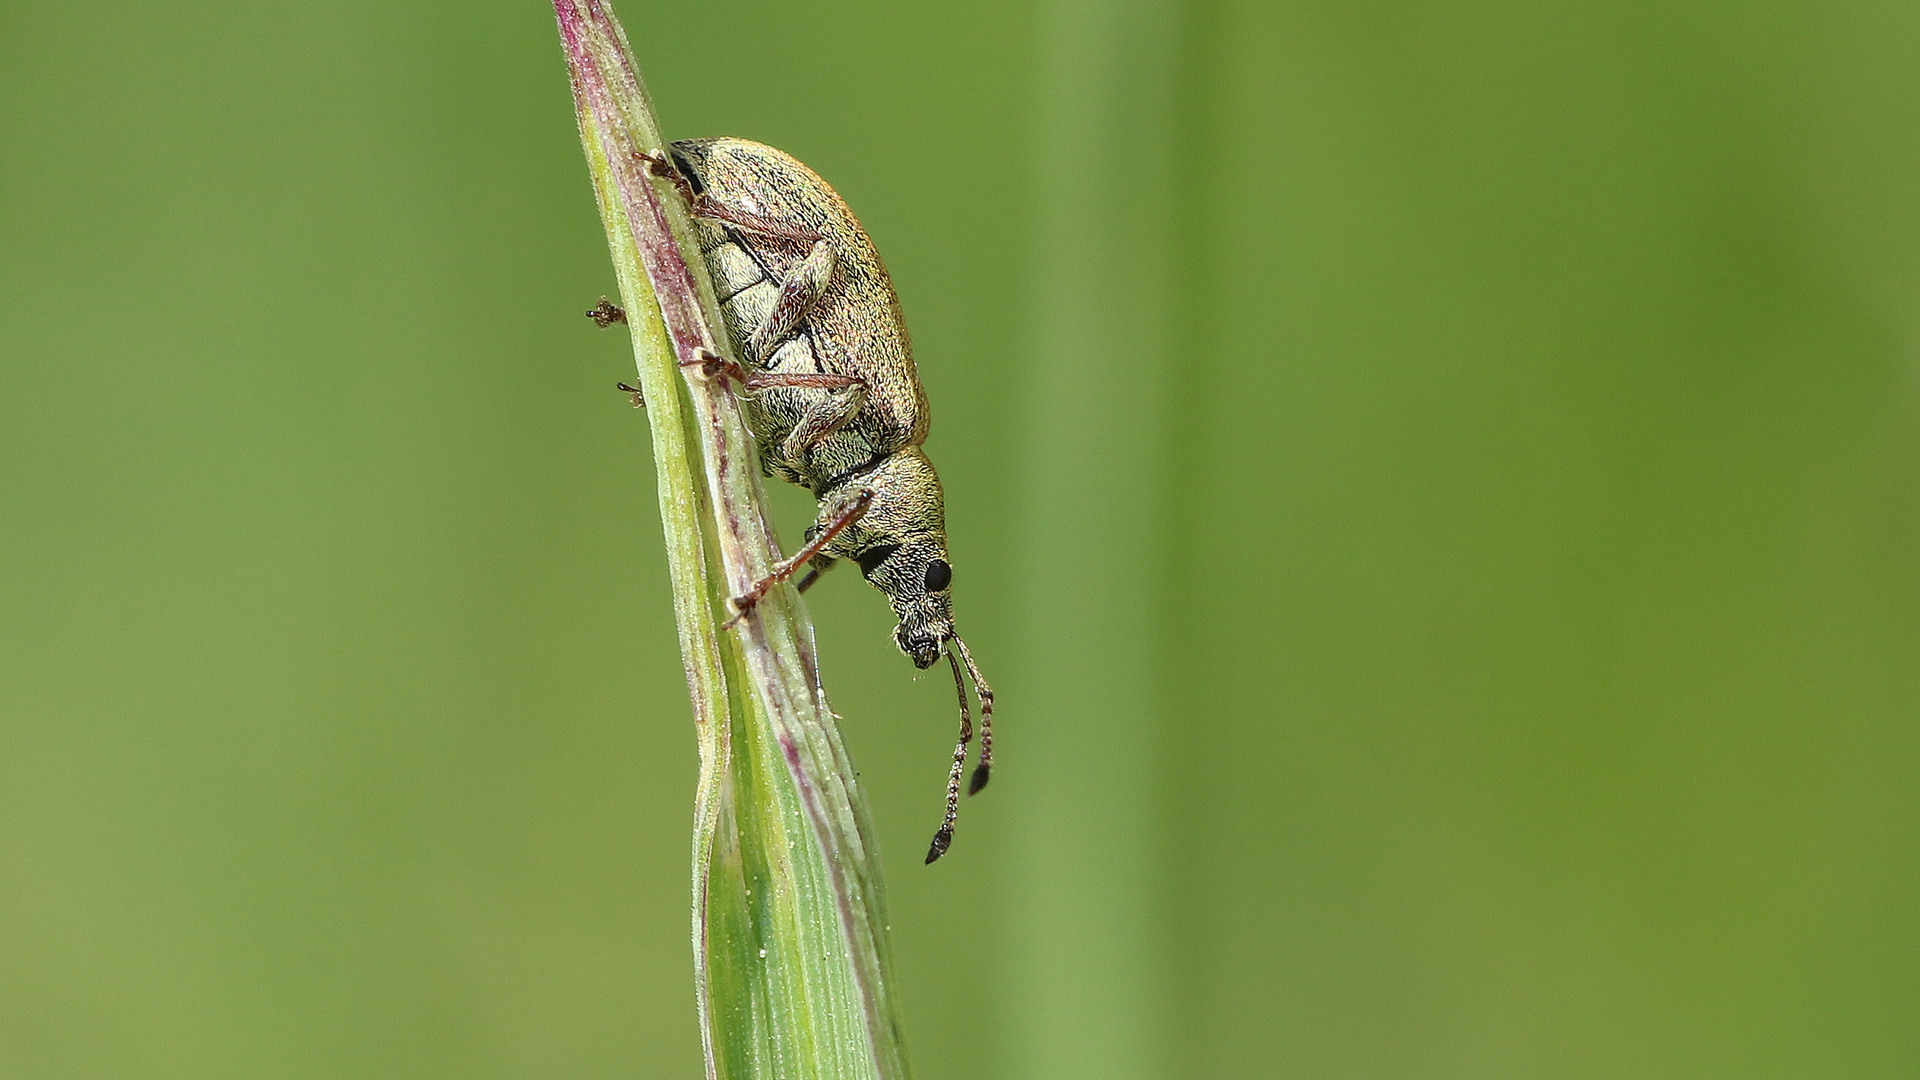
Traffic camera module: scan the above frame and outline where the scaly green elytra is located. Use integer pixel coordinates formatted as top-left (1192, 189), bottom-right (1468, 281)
top-left (597, 137), bottom-right (993, 863)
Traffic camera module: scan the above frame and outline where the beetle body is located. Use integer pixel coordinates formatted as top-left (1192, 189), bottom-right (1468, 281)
top-left (677, 141), bottom-right (926, 471)
top-left (663, 137), bottom-right (990, 862)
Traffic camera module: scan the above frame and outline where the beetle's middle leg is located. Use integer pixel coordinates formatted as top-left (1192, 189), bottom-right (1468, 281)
top-left (723, 489), bottom-right (873, 627)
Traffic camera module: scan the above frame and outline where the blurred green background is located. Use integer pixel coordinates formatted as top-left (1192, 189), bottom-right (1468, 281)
top-left (3, 0), bottom-right (1916, 1077)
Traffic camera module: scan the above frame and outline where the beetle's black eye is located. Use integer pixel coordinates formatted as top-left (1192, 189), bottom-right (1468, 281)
top-left (923, 558), bottom-right (952, 592)
top-left (855, 543), bottom-right (902, 579)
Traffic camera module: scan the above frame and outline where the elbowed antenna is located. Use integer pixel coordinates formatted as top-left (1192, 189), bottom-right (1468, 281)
top-left (926, 649), bottom-right (972, 863)
top-left (952, 633), bottom-right (993, 793)
top-left (925, 634), bottom-right (994, 864)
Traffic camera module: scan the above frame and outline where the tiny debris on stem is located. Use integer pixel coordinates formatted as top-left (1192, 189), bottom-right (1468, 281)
top-left (586, 296), bottom-right (626, 327)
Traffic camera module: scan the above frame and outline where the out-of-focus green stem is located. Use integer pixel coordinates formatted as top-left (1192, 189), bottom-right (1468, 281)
top-left (1008, 0), bottom-right (1177, 1077)
top-left (553, 4), bottom-right (910, 1078)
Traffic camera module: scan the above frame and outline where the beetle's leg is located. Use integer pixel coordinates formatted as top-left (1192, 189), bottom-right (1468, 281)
top-left (796, 554), bottom-right (838, 594)
top-left (631, 148), bottom-right (822, 245)
top-left (779, 380), bottom-right (867, 469)
top-left (739, 371), bottom-right (862, 393)
top-left (689, 196), bottom-right (822, 245)
top-left (660, 174), bottom-right (835, 362)
top-left (745, 241), bottom-right (836, 362)
top-left (653, 352), bottom-right (849, 409)
top-left (722, 489), bottom-right (873, 627)
top-left (678, 350), bottom-right (862, 395)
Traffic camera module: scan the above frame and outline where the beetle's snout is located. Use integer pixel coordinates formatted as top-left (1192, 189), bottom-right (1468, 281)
top-left (895, 625), bottom-right (943, 669)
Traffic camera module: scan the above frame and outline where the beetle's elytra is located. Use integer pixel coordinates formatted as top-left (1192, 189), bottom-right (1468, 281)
top-left (600, 137), bottom-right (993, 864)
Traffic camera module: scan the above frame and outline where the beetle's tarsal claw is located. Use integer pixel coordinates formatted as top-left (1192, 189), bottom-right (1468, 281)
top-left (968, 763), bottom-right (990, 795)
top-left (925, 825), bottom-right (953, 864)
top-left (719, 593), bottom-right (755, 630)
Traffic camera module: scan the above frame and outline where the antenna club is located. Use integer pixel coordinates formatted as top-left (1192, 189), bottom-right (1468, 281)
top-left (968, 764), bottom-right (991, 795)
top-left (925, 825), bottom-right (953, 864)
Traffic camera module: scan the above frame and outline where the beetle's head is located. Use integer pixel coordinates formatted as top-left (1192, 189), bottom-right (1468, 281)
top-left (863, 540), bottom-right (953, 670)
top-left (832, 450), bottom-right (955, 669)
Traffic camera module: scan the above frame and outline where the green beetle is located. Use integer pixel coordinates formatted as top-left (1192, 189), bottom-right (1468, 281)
top-left (620, 137), bottom-right (993, 863)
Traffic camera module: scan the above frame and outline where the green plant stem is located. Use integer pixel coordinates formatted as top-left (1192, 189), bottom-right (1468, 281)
top-left (553, 4), bottom-right (910, 1078)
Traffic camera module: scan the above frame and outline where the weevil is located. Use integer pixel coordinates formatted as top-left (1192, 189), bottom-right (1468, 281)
top-left (595, 138), bottom-right (993, 864)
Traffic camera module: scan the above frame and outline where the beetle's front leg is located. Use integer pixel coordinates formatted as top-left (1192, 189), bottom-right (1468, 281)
top-left (722, 488), bottom-right (874, 627)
